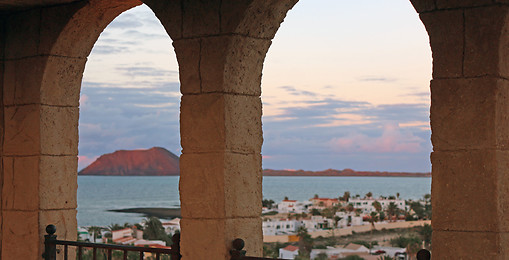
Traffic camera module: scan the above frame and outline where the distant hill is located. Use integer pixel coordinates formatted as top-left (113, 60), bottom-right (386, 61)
top-left (263, 168), bottom-right (430, 177)
top-left (79, 147), bottom-right (179, 176)
top-left (79, 148), bottom-right (429, 177)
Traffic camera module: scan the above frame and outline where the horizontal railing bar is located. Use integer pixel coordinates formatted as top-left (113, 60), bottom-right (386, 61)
top-left (46, 240), bottom-right (172, 254)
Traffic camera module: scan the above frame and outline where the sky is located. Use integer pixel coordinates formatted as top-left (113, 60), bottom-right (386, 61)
top-left (78, 0), bottom-right (432, 172)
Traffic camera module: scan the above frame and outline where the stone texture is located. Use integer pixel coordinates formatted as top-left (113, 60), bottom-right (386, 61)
top-left (420, 10), bottom-right (464, 79)
top-left (39, 156), bottom-right (77, 210)
top-left (173, 39), bottom-right (201, 94)
top-left (39, 0), bottom-right (141, 58)
top-left (144, 0), bottom-right (182, 40)
top-left (180, 94), bottom-right (262, 154)
top-left (430, 78), bottom-right (509, 151)
top-left (4, 56), bottom-right (84, 106)
top-left (1, 210), bottom-right (39, 260)
top-left (436, 0), bottom-right (494, 9)
top-left (180, 152), bottom-right (261, 218)
top-left (1, 156), bottom-right (39, 210)
top-left (432, 230), bottom-right (509, 259)
top-left (4, 104), bottom-right (41, 156)
top-left (201, 36), bottom-right (270, 95)
top-left (409, 0), bottom-right (436, 13)
top-left (432, 150), bottom-right (509, 232)
top-left (182, 0), bottom-right (221, 38)
top-left (40, 105), bottom-right (79, 155)
top-left (39, 209), bottom-right (77, 243)
top-left (180, 217), bottom-right (262, 259)
top-left (4, 8), bottom-right (40, 59)
top-left (464, 6), bottom-right (509, 78)
top-left (221, 0), bottom-right (298, 39)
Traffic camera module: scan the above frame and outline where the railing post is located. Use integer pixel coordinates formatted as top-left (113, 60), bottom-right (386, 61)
top-left (417, 249), bottom-right (431, 260)
top-left (230, 238), bottom-right (246, 260)
top-left (170, 233), bottom-right (181, 260)
top-left (42, 224), bottom-right (57, 260)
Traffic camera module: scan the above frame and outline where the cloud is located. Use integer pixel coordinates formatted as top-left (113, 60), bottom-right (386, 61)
top-left (91, 45), bottom-right (130, 55)
top-left (330, 123), bottom-right (424, 154)
top-left (116, 66), bottom-right (178, 78)
top-left (358, 76), bottom-right (397, 82)
top-left (279, 86), bottom-right (318, 97)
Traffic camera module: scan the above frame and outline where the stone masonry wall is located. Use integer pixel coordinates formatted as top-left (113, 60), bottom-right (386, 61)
top-left (411, 1), bottom-right (509, 258)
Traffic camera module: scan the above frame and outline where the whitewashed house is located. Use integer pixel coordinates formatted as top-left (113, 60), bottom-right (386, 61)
top-left (279, 245), bottom-right (299, 259)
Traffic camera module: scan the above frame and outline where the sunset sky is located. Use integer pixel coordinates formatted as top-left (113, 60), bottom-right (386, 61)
top-left (78, 0), bottom-right (433, 172)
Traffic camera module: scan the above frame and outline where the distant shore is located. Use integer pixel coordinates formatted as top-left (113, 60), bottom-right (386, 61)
top-left (109, 207), bottom-right (181, 219)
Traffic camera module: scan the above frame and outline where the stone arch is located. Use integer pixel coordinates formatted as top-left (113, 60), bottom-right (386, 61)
top-left (411, 1), bottom-right (509, 258)
top-left (2, 0), bottom-right (298, 259)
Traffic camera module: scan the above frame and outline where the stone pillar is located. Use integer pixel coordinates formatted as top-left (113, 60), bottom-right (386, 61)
top-left (0, 1), bottom-right (140, 258)
top-left (0, 14), bottom-right (5, 259)
top-left (146, 0), bottom-right (297, 258)
top-left (411, 1), bottom-right (509, 258)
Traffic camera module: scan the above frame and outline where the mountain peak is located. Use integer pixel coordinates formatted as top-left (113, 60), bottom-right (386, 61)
top-left (79, 147), bottom-right (180, 176)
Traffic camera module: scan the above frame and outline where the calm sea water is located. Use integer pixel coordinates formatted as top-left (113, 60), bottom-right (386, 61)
top-left (77, 176), bottom-right (431, 226)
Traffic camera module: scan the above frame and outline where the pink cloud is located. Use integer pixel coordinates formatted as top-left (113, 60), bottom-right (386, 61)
top-left (330, 123), bottom-right (423, 153)
top-left (79, 94), bottom-right (89, 106)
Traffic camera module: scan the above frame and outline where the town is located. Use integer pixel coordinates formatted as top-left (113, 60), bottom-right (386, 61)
top-left (78, 192), bottom-right (431, 259)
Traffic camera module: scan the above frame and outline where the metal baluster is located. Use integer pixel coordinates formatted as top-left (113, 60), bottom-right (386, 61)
top-left (230, 239), bottom-right (246, 260)
top-left (139, 251), bottom-right (143, 260)
top-left (92, 247), bottom-right (97, 260)
top-left (64, 245), bottom-right (68, 260)
top-left (170, 233), bottom-right (181, 260)
top-left (78, 246), bottom-right (83, 260)
top-left (123, 250), bottom-right (128, 260)
top-left (156, 253), bottom-right (160, 260)
top-left (108, 249), bottom-right (112, 260)
top-left (43, 225), bottom-right (57, 260)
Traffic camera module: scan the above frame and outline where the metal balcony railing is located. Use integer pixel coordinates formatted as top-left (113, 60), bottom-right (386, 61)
top-left (42, 225), bottom-right (181, 260)
top-left (230, 238), bottom-right (431, 260)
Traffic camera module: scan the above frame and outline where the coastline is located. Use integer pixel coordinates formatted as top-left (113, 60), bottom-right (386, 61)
top-left (108, 207), bottom-right (181, 219)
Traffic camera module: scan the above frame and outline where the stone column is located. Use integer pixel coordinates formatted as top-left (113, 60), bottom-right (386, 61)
top-left (0, 1), bottom-right (140, 258)
top-left (146, 0), bottom-right (297, 258)
top-left (412, 1), bottom-right (509, 258)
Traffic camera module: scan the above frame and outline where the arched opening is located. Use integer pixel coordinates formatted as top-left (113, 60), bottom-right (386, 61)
top-left (260, 0), bottom-right (432, 258)
top-left (77, 4), bottom-right (181, 230)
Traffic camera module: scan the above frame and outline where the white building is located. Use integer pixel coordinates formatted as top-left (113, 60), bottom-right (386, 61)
top-left (335, 211), bottom-right (364, 227)
top-left (310, 244), bottom-right (370, 259)
top-left (162, 218), bottom-right (181, 235)
top-left (262, 219), bottom-right (303, 236)
top-left (348, 198), bottom-right (407, 214)
top-left (279, 245), bottom-right (299, 259)
top-left (277, 200), bottom-right (310, 213)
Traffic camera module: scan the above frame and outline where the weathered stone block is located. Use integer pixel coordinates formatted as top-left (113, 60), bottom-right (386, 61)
top-left (180, 94), bottom-right (262, 153)
top-left (180, 152), bottom-right (261, 218)
top-left (173, 39), bottom-right (201, 94)
top-left (144, 0), bottom-right (182, 40)
top-left (4, 56), bottom-right (84, 106)
top-left (39, 209), bottom-right (77, 242)
top-left (40, 105), bottom-right (79, 155)
top-left (3, 57), bottom-right (45, 105)
top-left (225, 218), bottom-right (263, 257)
top-left (182, 0), bottom-right (221, 38)
top-left (39, 156), bottom-right (78, 210)
top-left (4, 104), bottom-right (41, 156)
top-left (431, 78), bottom-right (509, 151)
top-left (432, 230), bottom-right (508, 259)
top-left (180, 217), bottom-right (262, 259)
top-left (200, 36), bottom-right (269, 95)
top-left (180, 218), bottom-right (229, 259)
top-left (432, 150), bottom-right (509, 232)
top-left (5, 9), bottom-right (40, 59)
top-left (222, 0), bottom-right (298, 39)
top-left (409, 0), bottom-right (436, 13)
top-left (1, 156), bottom-right (39, 210)
top-left (41, 56), bottom-right (86, 106)
top-left (464, 6), bottom-right (509, 78)
top-left (1, 210), bottom-right (39, 260)
top-left (436, 0), bottom-right (493, 9)
top-left (420, 10), bottom-right (463, 79)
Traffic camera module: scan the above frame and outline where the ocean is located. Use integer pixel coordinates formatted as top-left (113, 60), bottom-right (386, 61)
top-left (77, 176), bottom-right (431, 226)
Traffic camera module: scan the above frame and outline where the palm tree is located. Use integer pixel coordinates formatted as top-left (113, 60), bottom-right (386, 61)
top-left (387, 202), bottom-right (398, 222)
top-left (369, 212), bottom-right (378, 230)
top-left (86, 226), bottom-right (104, 242)
top-left (372, 200), bottom-right (382, 213)
top-left (341, 191), bottom-right (350, 202)
top-left (366, 192), bottom-right (373, 198)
